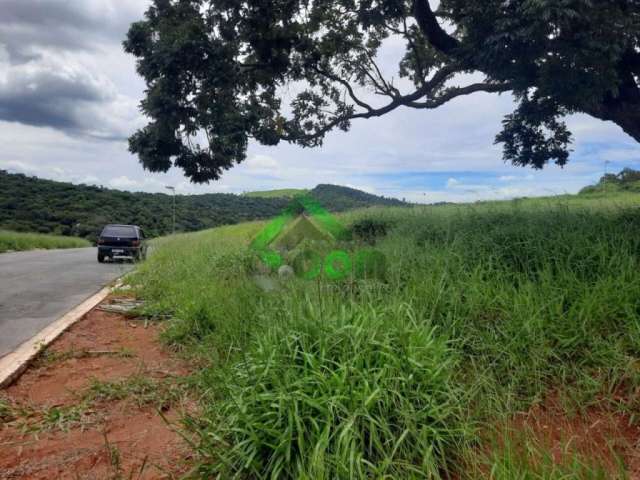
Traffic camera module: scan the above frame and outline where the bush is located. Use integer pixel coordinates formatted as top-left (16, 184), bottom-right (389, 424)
top-left (350, 218), bottom-right (390, 244)
top-left (193, 305), bottom-right (468, 479)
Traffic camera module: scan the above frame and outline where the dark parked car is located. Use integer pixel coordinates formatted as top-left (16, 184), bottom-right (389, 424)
top-left (97, 224), bottom-right (147, 263)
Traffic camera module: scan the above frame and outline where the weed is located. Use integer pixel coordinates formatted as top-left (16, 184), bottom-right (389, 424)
top-left (86, 375), bottom-right (186, 410)
top-left (3, 401), bottom-right (94, 433)
top-left (33, 347), bottom-right (134, 368)
top-left (0, 396), bottom-right (15, 423)
top-left (102, 430), bottom-right (123, 479)
top-left (462, 426), bottom-right (626, 479)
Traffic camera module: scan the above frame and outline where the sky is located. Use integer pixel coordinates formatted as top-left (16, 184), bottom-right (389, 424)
top-left (0, 0), bottom-right (639, 204)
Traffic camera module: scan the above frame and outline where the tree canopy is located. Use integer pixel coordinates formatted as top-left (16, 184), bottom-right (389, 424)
top-left (124, 0), bottom-right (640, 182)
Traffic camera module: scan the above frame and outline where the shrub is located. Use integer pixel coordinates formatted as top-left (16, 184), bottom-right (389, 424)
top-left (193, 305), bottom-right (468, 479)
top-left (350, 218), bottom-right (390, 244)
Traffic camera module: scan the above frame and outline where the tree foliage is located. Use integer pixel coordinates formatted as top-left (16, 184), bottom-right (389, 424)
top-left (124, 0), bottom-right (640, 182)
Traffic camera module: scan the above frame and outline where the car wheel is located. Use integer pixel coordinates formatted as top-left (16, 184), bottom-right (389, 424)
top-left (98, 253), bottom-right (106, 263)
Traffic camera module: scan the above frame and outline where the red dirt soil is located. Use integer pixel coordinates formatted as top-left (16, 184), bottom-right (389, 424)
top-left (0, 300), bottom-right (194, 479)
top-left (516, 399), bottom-right (640, 475)
top-left (472, 393), bottom-right (640, 479)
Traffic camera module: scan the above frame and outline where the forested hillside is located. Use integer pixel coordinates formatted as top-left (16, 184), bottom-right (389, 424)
top-left (0, 171), bottom-right (406, 241)
top-left (310, 184), bottom-right (406, 210)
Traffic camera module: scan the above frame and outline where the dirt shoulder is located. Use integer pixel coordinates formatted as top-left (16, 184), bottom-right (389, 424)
top-left (0, 297), bottom-right (194, 480)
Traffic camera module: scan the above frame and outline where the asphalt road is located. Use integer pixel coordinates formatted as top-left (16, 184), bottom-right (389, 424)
top-left (0, 248), bottom-right (133, 359)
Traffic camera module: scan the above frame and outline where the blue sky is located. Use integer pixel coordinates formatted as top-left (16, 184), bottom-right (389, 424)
top-left (0, 0), bottom-right (638, 203)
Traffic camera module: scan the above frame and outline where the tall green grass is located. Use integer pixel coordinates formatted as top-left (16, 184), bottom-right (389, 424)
top-left (131, 193), bottom-right (640, 478)
top-left (0, 230), bottom-right (91, 253)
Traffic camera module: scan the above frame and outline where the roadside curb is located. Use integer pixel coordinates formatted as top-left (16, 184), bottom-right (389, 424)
top-left (0, 286), bottom-right (113, 388)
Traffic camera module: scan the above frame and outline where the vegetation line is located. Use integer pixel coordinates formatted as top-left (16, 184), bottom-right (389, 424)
top-left (0, 230), bottom-right (90, 254)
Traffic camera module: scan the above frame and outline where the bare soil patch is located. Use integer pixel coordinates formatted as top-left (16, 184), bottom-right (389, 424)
top-left (467, 393), bottom-right (640, 478)
top-left (514, 397), bottom-right (640, 475)
top-left (0, 299), bottom-right (194, 479)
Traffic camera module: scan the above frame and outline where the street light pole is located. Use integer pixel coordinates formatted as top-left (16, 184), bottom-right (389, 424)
top-left (604, 160), bottom-right (611, 195)
top-left (165, 186), bottom-right (176, 234)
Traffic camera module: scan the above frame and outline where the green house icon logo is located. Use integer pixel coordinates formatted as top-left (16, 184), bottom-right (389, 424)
top-left (250, 195), bottom-right (352, 278)
top-left (251, 195), bottom-right (386, 281)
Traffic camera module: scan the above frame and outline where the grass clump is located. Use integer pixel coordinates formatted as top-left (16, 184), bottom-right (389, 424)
top-left (0, 229), bottom-right (90, 253)
top-left (0, 399), bottom-right (93, 433)
top-left (0, 396), bottom-right (15, 423)
top-left (195, 304), bottom-right (467, 479)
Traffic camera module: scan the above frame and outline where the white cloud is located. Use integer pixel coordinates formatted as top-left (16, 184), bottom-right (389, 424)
top-left (446, 178), bottom-right (460, 188)
top-left (346, 184), bottom-right (376, 194)
top-left (245, 154), bottom-right (280, 170)
top-left (79, 174), bottom-right (100, 184)
top-left (108, 175), bottom-right (144, 189)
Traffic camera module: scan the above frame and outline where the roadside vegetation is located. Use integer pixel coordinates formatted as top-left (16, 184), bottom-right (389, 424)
top-left (0, 230), bottom-right (90, 253)
top-left (130, 191), bottom-right (640, 478)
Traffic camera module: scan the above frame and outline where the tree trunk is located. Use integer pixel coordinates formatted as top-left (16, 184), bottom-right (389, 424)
top-left (603, 103), bottom-right (640, 143)
top-left (585, 81), bottom-right (640, 143)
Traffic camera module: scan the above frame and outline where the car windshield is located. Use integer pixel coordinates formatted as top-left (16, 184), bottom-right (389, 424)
top-left (102, 226), bottom-right (136, 237)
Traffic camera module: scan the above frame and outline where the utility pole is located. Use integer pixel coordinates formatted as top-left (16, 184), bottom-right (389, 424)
top-left (165, 186), bottom-right (176, 234)
top-left (604, 160), bottom-right (611, 195)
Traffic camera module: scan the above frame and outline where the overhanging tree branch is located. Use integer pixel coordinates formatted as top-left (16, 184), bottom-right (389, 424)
top-left (412, 0), bottom-right (459, 54)
top-left (286, 67), bottom-right (512, 145)
top-left (313, 67), bottom-right (374, 112)
top-left (407, 81), bottom-right (513, 108)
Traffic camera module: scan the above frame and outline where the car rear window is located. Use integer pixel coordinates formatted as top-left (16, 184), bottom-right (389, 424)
top-left (102, 226), bottom-right (137, 237)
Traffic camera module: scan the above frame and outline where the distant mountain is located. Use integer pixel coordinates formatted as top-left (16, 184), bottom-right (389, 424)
top-left (243, 188), bottom-right (309, 198)
top-left (309, 184), bottom-right (407, 211)
top-left (244, 185), bottom-right (407, 211)
top-left (0, 171), bottom-right (407, 241)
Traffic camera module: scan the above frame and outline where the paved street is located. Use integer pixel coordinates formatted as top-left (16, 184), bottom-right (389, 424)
top-left (0, 248), bottom-right (132, 358)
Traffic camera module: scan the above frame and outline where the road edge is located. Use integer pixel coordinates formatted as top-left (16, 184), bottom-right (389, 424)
top-left (0, 286), bottom-right (112, 388)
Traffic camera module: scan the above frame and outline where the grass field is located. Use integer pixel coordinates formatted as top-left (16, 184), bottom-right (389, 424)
top-left (243, 188), bottom-right (310, 198)
top-left (131, 192), bottom-right (640, 478)
top-left (0, 230), bottom-right (91, 253)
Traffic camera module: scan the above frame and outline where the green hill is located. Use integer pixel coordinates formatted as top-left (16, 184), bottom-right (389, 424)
top-left (0, 171), bottom-right (407, 241)
top-left (0, 170), bottom-right (290, 241)
top-left (243, 188), bottom-right (309, 198)
top-left (580, 167), bottom-right (640, 194)
top-left (309, 184), bottom-right (406, 211)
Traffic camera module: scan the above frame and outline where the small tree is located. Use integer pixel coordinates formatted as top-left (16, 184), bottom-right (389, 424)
top-left (124, 0), bottom-right (640, 182)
